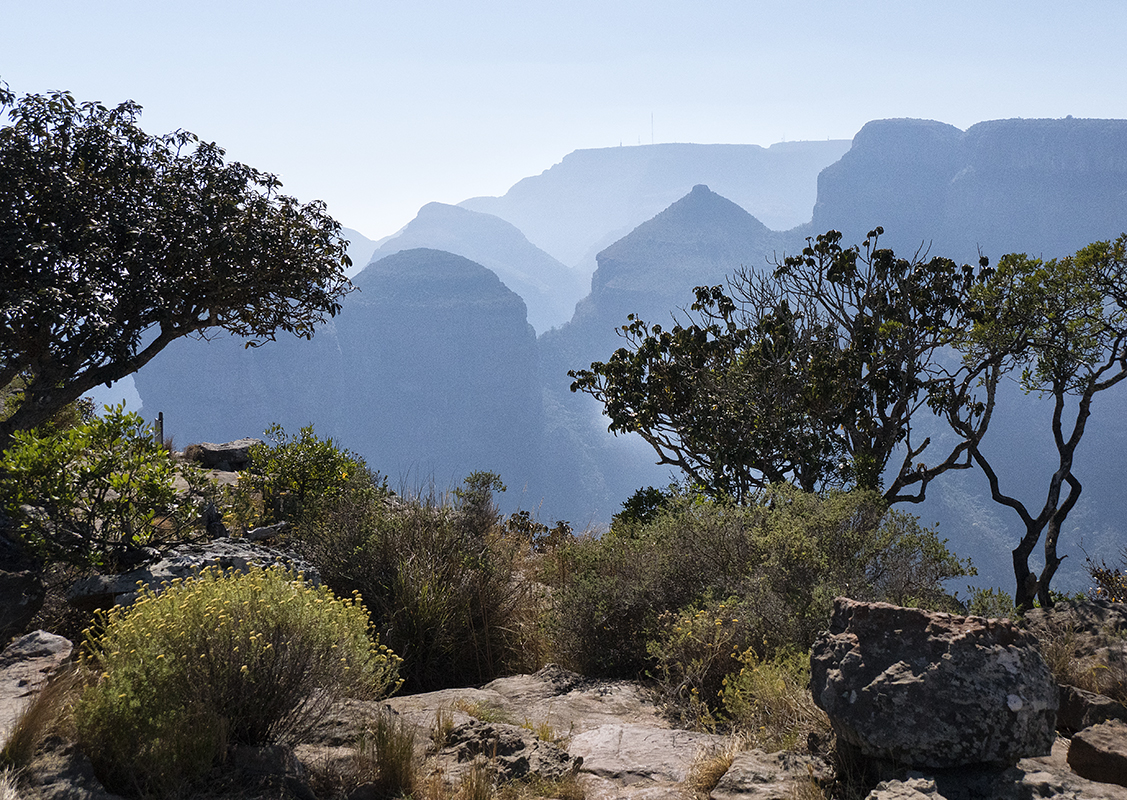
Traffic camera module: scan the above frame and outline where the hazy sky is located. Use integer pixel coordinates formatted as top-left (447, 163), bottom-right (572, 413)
top-left (6, 1), bottom-right (1127, 241)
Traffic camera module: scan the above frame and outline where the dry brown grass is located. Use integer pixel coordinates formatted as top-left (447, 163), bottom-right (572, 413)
top-left (0, 769), bottom-right (19, 800)
top-left (0, 665), bottom-right (81, 771)
top-left (685, 739), bottom-right (739, 800)
top-left (1034, 617), bottom-right (1127, 704)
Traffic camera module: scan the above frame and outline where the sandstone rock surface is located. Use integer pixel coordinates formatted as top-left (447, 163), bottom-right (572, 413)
top-left (811, 598), bottom-right (1058, 768)
top-left (1068, 719), bottom-right (1127, 787)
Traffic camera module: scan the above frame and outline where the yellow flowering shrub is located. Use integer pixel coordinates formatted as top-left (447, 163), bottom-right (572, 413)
top-left (75, 565), bottom-right (401, 797)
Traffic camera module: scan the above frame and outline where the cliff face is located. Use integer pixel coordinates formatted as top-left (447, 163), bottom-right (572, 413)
top-left (133, 248), bottom-right (542, 503)
top-left (812, 117), bottom-right (1127, 262)
top-left (336, 248), bottom-right (541, 492)
top-left (461, 140), bottom-right (850, 271)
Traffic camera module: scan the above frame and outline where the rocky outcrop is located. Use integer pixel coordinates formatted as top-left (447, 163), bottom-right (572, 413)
top-left (1068, 720), bottom-right (1127, 787)
top-left (810, 598), bottom-right (1058, 768)
top-left (186, 438), bottom-right (263, 471)
top-left (0, 631), bottom-right (72, 744)
top-left (65, 537), bottom-right (320, 610)
top-left (1058, 685), bottom-right (1127, 735)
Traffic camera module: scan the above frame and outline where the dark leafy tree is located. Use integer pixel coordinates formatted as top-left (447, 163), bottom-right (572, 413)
top-left (571, 229), bottom-right (994, 504)
top-left (954, 235), bottom-right (1127, 609)
top-left (0, 83), bottom-right (353, 446)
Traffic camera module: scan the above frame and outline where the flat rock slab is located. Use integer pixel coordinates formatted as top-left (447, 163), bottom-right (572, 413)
top-left (568, 723), bottom-right (726, 784)
top-left (711, 749), bottom-right (828, 800)
top-left (0, 631), bottom-right (72, 742)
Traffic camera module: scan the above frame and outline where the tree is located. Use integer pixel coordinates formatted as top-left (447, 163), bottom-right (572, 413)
top-left (953, 235), bottom-right (1127, 609)
top-left (570, 229), bottom-right (993, 505)
top-left (0, 83), bottom-right (353, 447)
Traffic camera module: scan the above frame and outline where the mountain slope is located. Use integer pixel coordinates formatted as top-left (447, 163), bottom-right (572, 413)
top-left (369, 203), bottom-right (584, 333)
top-left (460, 140), bottom-right (850, 272)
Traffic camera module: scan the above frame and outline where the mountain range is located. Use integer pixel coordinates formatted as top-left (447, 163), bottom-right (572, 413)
top-left (130, 118), bottom-right (1127, 592)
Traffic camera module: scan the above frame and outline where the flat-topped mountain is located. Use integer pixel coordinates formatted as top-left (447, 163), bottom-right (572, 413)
top-left (461, 140), bottom-right (850, 271)
top-left (812, 117), bottom-right (1127, 261)
top-left (368, 202), bottom-right (584, 333)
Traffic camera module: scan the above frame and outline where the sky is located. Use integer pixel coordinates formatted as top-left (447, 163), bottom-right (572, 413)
top-left (6, 1), bottom-right (1127, 243)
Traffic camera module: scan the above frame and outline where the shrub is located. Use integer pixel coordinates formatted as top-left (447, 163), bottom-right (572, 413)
top-left (646, 595), bottom-right (755, 728)
top-left (75, 565), bottom-right (401, 797)
top-left (293, 474), bottom-right (541, 692)
top-left (719, 647), bottom-right (830, 751)
top-left (229, 422), bottom-right (380, 530)
top-left (0, 405), bottom-right (212, 568)
top-left (1087, 549), bottom-right (1127, 602)
top-left (549, 485), bottom-right (973, 684)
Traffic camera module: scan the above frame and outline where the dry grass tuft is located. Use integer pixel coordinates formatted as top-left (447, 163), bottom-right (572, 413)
top-left (0, 665), bottom-right (82, 771)
top-left (1034, 617), bottom-right (1127, 704)
top-left (0, 769), bottom-right (20, 800)
top-left (356, 711), bottom-right (418, 799)
top-left (685, 739), bottom-right (739, 800)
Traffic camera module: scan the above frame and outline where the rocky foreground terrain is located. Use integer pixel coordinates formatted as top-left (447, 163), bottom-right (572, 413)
top-left (3, 600), bottom-right (1127, 800)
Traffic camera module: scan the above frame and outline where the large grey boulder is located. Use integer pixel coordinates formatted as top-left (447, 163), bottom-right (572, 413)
top-left (187, 438), bottom-right (263, 471)
top-left (66, 537), bottom-right (320, 610)
top-left (811, 598), bottom-right (1058, 769)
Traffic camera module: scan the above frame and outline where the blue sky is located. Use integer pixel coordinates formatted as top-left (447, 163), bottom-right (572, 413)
top-left (6, 1), bottom-right (1127, 241)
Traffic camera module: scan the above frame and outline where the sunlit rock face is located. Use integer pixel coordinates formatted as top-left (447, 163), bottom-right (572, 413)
top-left (812, 116), bottom-right (1127, 263)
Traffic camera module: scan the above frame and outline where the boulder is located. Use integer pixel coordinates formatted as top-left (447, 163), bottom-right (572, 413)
top-left (1058, 685), bottom-right (1127, 735)
top-left (188, 438), bottom-right (263, 471)
top-left (65, 537), bottom-right (320, 610)
top-left (810, 598), bottom-right (1058, 769)
top-left (1068, 720), bottom-right (1127, 787)
top-left (0, 631), bottom-right (73, 744)
top-left (0, 569), bottom-right (45, 646)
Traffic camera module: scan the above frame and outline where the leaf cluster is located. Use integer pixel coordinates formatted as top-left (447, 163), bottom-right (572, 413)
top-left (0, 83), bottom-right (353, 442)
top-left (571, 228), bottom-right (992, 504)
top-left (0, 404), bottom-right (210, 568)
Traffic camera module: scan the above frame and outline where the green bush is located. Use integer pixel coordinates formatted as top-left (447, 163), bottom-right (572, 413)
top-left (228, 422), bottom-right (380, 531)
top-left (0, 405), bottom-right (211, 567)
top-left (293, 473), bottom-right (542, 692)
top-left (549, 485), bottom-right (973, 682)
top-left (719, 646), bottom-right (830, 750)
top-left (75, 565), bottom-right (401, 797)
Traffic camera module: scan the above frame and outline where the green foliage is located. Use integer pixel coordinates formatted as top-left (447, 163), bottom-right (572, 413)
top-left (719, 647), bottom-right (829, 750)
top-left (646, 595), bottom-right (754, 728)
top-left (292, 473), bottom-right (541, 692)
top-left (1, 375), bottom-right (95, 435)
top-left (0, 82), bottom-right (353, 445)
top-left (75, 565), bottom-right (401, 797)
top-left (231, 423), bottom-right (379, 530)
top-left (570, 228), bottom-right (991, 504)
top-left (962, 586), bottom-right (1017, 618)
top-left (549, 486), bottom-right (972, 681)
top-left (0, 405), bottom-right (210, 567)
top-left (957, 234), bottom-right (1127, 608)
